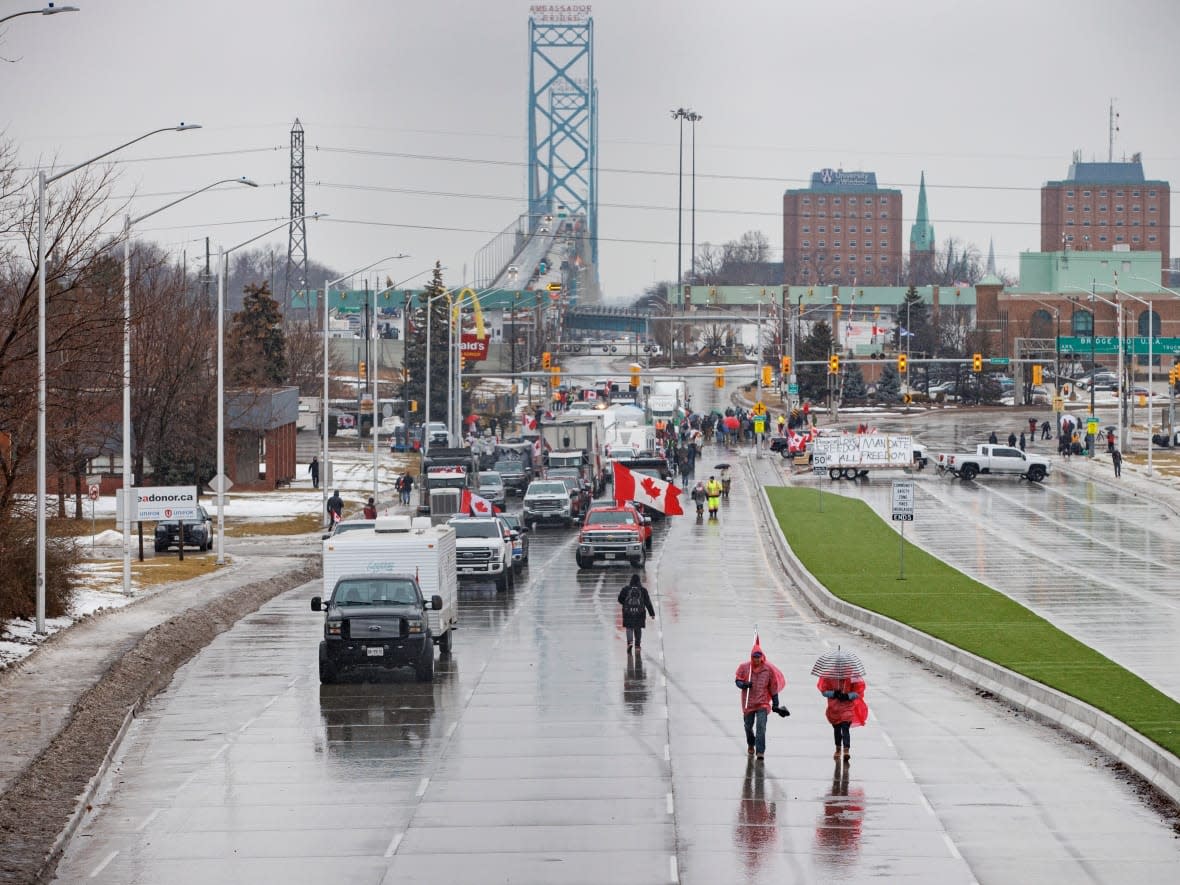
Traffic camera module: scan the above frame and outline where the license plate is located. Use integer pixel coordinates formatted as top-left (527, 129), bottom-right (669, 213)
top-left (604, 553), bottom-right (616, 559)
top-left (366, 646), bottom-right (384, 657)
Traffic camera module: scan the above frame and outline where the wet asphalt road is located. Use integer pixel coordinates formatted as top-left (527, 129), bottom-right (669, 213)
top-left (55, 393), bottom-right (1180, 883)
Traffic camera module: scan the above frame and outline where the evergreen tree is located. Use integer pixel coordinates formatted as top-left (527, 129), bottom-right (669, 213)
top-left (876, 364), bottom-right (902, 402)
top-left (842, 361), bottom-right (867, 399)
top-left (227, 281), bottom-right (287, 386)
top-left (798, 320), bottom-right (834, 401)
top-left (401, 262), bottom-right (453, 424)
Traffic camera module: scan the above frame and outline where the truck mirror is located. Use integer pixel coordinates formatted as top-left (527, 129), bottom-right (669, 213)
top-left (431, 595), bottom-right (444, 611)
top-left (311, 597), bottom-right (322, 611)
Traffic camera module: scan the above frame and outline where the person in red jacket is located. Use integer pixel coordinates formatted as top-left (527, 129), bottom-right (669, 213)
top-left (817, 675), bottom-right (869, 763)
top-left (734, 637), bottom-right (788, 761)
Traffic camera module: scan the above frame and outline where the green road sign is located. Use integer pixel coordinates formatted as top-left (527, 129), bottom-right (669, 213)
top-left (787, 383), bottom-right (799, 395)
top-left (1058, 336), bottom-right (1180, 356)
top-left (989, 357), bottom-right (1010, 365)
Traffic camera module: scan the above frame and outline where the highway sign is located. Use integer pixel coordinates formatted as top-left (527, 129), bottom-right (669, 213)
top-left (989, 357), bottom-right (1010, 365)
top-left (1058, 335), bottom-right (1180, 356)
top-left (787, 383), bottom-right (799, 395)
top-left (752, 401), bottom-right (767, 416)
top-left (891, 479), bottom-right (915, 521)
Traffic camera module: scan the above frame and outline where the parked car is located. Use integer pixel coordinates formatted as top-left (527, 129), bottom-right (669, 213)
top-left (154, 505), bottom-right (213, 553)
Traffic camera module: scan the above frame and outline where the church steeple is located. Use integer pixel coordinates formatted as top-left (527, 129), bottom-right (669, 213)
top-left (985, 238), bottom-right (997, 277)
top-left (909, 171), bottom-right (935, 255)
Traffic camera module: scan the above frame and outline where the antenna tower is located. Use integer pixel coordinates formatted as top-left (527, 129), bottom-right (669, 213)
top-left (1108, 99), bottom-right (1119, 163)
top-left (285, 118), bottom-right (309, 319)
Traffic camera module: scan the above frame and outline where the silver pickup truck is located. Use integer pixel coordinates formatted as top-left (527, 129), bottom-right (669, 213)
top-left (937, 444), bottom-right (1051, 482)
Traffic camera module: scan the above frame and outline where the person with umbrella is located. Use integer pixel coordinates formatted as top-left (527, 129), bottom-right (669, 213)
top-left (715, 463), bottom-right (732, 499)
top-left (734, 635), bottom-right (788, 761)
top-left (705, 475), bottom-right (723, 519)
top-left (812, 647), bottom-right (869, 764)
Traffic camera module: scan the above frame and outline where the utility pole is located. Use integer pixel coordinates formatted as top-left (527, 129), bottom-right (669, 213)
top-left (285, 118), bottom-right (309, 321)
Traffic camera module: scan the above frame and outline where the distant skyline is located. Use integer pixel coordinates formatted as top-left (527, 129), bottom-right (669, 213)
top-left (2, 0), bottom-right (1177, 301)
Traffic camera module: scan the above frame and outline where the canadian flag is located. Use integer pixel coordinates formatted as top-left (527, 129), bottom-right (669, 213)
top-left (460, 488), bottom-right (501, 515)
top-left (613, 462), bottom-right (683, 516)
top-left (523, 413), bottom-right (538, 431)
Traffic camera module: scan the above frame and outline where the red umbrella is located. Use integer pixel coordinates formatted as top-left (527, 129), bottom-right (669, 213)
top-left (465, 413), bottom-right (479, 426)
top-left (723, 416), bottom-right (740, 430)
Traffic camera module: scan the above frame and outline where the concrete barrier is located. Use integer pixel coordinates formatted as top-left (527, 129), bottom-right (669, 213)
top-left (757, 486), bottom-right (1180, 807)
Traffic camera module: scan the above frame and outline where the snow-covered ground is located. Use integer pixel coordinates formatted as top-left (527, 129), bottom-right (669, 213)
top-left (0, 450), bottom-right (415, 669)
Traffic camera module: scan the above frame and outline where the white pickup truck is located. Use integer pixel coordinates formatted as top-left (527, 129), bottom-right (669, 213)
top-left (936, 444), bottom-right (1051, 483)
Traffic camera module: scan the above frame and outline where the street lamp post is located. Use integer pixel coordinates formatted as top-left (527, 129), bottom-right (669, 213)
top-left (687, 111), bottom-right (702, 281)
top-left (321, 254), bottom-right (405, 525)
top-left (1129, 275), bottom-right (1180, 459)
top-left (670, 108), bottom-right (696, 297)
top-left (122, 176), bottom-right (257, 593)
top-left (34, 122), bottom-right (200, 634)
top-left (1112, 283), bottom-right (1155, 475)
top-left (1067, 284), bottom-right (1122, 458)
top-left (0, 3), bottom-right (78, 26)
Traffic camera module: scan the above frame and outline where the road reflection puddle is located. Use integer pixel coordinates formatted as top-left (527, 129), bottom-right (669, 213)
top-left (733, 759), bottom-right (778, 876)
top-left (813, 761), bottom-right (865, 864)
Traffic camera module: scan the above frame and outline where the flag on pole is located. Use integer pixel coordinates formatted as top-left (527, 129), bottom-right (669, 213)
top-left (460, 488), bottom-right (501, 515)
top-left (612, 462), bottom-right (683, 516)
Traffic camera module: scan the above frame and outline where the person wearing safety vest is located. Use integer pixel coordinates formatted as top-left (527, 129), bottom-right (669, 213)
top-left (705, 475), bottom-right (723, 519)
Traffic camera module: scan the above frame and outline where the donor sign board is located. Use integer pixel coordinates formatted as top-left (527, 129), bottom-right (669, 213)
top-left (134, 486), bottom-right (200, 521)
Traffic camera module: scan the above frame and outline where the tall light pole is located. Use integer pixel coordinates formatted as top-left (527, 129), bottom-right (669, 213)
top-left (0, 3), bottom-right (78, 26)
top-left (216, 214), bottom-right (324, 560)
top-left (1112, 282), bottom-right (1155, 475)
top-left (35, 122), bottom-right (200, 634)
top-left (687, 110), bottom-right (702, 282)
top-left (1067, 284), bottom-right (1122, 458)
top-left (1130, 275), bottom-right (1180, 460)
top-left (321, 254), bottom-right (404, 525)
top-left (670, 108), bottom-right (693, 298)
top-left (123, 176), bottom-right (257, 591)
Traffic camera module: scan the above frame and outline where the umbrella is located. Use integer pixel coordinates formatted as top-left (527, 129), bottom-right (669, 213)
top-left (723, 415), bottom-right (740, 430)
top-left (810, 647), bottom-right (866, 680)
top-left (714, 462), bottom-right (731, 470)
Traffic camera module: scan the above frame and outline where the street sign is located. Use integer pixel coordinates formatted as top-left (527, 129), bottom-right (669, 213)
top-left (812, 465), bottom-right (826, 476)
top-left (1058, 335), bottom-right (1180, 356)
top-left (891, 479), bottom-right (915, 522)
top-left (1087, 418), bottom-right (1100, 437)
top-left (547, 282), bottom-right (562, 291)
top-left (989, 357), bottom-right (1010, 366)
top-left (1052, 396), bottom-right (1064, 412)
top-left (787, 383), bottom-right (799, 395)
top-left (752, 401), bottom-right (767, 416)
top-left (209, 474), bottom-right (234, 494)
top-left (753, 418), bottom-right (765, 434)
top-left (131, 486), bottom-right (200, 521)
top-left (87, 484), bottom-right (100, 501)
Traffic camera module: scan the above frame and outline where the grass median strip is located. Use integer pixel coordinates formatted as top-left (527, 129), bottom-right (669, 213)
top-left (767, 486), bottom-right (1180, 757)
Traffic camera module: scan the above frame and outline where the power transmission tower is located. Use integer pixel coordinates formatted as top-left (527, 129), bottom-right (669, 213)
top-left (285, 118), bottom-right (309, 320)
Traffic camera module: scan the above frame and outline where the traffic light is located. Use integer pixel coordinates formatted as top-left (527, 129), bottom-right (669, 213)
top-left (714, 366), bottom-right (726, 389)
top-left (873, 305), bottom-right (881, 319)
top-left (541, 351), bottom-right (552, 369)
top-left (409, 400), bottom-right (418, 412)
top-left (834, 304), bottom-right (843, 320)
top-left (358, 360), bottom-right (366, 379)
top-left (1171, 366), bottom-right (1179, 388)
top-left (1032, 364), bottom-right (1043, 386)
top-left (550, 366), bottom-right (560, 386)
top-left (972, 353), bottom-right (983, 373)
top-left (897, 353), bottom-right (907, 373)
top-left (780, 355), bottom-right (792, 375)
top-left (761, 365), bottom-right (773, 387)
top-left (630, 364), bottom-right (641, 388)
top-left (828, 354), bottom-right (840, 375)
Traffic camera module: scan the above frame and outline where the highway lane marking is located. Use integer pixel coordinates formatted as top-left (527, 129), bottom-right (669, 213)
top-left (942, 833), bottom-right (963, 860)
top-left (669, 855), bottom-right (679, 883)
top-left (920, 795), bottom-right (936, 817)
top-left (210, 743), bottom-right (229, 761)
top-left (898, 760), bottom-right (915, 782)
top-left (238, 717), bottom-right (258, 734)
top-left (445, 721), bottom-right (457, 738)
top-left (135, 809), bottom-right (160, 832)
top-left (89, 851), bottom-right (118, 878)
top-left (383, 832), bottom-right (403, 858)
top-left (415, 777), bottom-right (430, 798)
top-left (660, 674), bottom-right (666, 687)
top-left (664, 743), bottom-right (670, 762)
top-left (881, 732), bottom-right (895, 748)
top-left (177, 769), bottom-right (200, 791)
top-left (465, 689), bottom-right (474, 703)
top-left (665, 792), bottom-right (674, 815)
top-left (262, 695), bottom-right (279, 710)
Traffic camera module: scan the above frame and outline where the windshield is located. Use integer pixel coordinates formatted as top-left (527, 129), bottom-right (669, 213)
top-left (332, 578), bottom-right (419, 606)
top-left (500, 514), bottom-right (521, 529)
top-left (528, 482), bottom-right (567, 495)
top-left (548, 468), bottom-right (579, 479)
top-left (585, 511), bottom-right (633, 526)
top-left (450, 520), bottom-right (500, 538)
top-left (494, 460), bottom-right (523, 473)
top-left (479, 472), bottom-right (504, 487)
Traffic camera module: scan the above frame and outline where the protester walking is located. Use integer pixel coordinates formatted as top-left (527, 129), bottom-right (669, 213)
top-left (326, 489), bottom-right (344, 524)
top-left (363, 497), bottom-right (378, 519)
top-left (988, 431), bottom-right (998, 444)
top-left (308, 456), bottom-right (320, 489)
top-left (1018, 431), bottom-right (1026, 452)
top-left (1041, 420), bottom-right (1052, 440)
top-left (618, 574), bottom-right (655, 654)
top-left (1112, 448), bottom-right (1123, 477)
top-left (1107, 428), bottom-right (1116, 453)
top-left (734, 635), bottom-right (788, 761)
top-left (811, 647), bottom-right (869, 765)
top-left (1007, 432), bottom-right (1017, 447)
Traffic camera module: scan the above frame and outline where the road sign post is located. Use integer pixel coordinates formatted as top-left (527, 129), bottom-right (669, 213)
top-left (891, 479), bottom-right (915, 580)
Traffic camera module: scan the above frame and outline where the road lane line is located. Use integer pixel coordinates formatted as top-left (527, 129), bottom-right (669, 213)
top-left (416, 777), bottom-right (430, 797)
top-left (669, 855), bottom-right (679, 882)
top-left (664, 743), bottom-right (670, 762)
top-left (210, 743), bottom-right (228, 761)
top-left (665, 792), bottom-right (674, 815)
top-left (238, 717), bottom-right (257, 734)
top-left (445, 721), bottom-right (457, 738)
top-left (89, 851), bottom-right (118, 878)
top-left (383, 832), bottom-right (403, 858)
top-left (660, 674), bottom-right (666, 687)
top-left (135, 809), bottom-right (160, 832)
top-left (177, 769), bottom-right (200, 791)
top-left (942, 833), bottom-right (962, 860)
top-left (881, 732), bottom-right (895, 748)
top-left (920, 795), bottom-right (935, 817)
top-left (262, 695), bottom-right (279, 710)
top-left (898, 760), bottom-right (915, 782)
top-left (465, 689), bottom-right (474, 703)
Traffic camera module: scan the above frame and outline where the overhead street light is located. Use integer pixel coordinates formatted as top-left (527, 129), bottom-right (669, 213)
top-left (0, 3), bottom-right (78, 25)
top-left (214, 213), bottom-right (325, 562)
top-left (35, 122), bottom-right (200, 635)
top-left (122, 176), bottom-right (257, 592)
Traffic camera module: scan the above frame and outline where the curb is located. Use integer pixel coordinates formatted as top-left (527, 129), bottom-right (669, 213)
top-left (756, 485), bottom-right (1180, 808)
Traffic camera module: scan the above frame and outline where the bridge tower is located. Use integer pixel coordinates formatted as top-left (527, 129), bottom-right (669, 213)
top-left (284, 118), bottom-right (309, 319)
top-left (527, 9), bottom-right (597, 268)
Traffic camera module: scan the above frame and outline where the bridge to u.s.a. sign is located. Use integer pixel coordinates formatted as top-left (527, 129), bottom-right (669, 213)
top-left (1058, 336), bottom-right (1180, 356)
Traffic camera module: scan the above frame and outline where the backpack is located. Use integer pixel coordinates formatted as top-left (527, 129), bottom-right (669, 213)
top-left (623, 585), bottom-right (645, 619)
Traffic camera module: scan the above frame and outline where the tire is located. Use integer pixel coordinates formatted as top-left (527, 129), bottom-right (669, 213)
top-left (959, 463), bottom-right (978, 481)
top-left (575, 553), bottom-right (587, 570)
top-left (319, 659), bottom-right (337, 685)
top-left (415, 647), bottom-right (434, 682)
top-left (829, 468), bottom-right (841, 481)
top-left (645, 535), bottom-right (652, 552)
top-left (438, 628), bottom-right (453, 655)
top-left (1027, 465), bottom-right (1046, 483)
top-left (630, 551), bottom-right (646, 569)
top-left (507, 563), bottom-right (516, 589)
top-left (496, 571), bottom-right (509, 592)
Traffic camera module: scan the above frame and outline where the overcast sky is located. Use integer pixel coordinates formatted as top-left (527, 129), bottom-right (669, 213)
top-left (3, 0), bottom-right (1178, 301)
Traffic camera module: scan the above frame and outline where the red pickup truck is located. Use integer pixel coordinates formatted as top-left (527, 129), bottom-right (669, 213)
top-left (575, 504), bottom-right (652, 569)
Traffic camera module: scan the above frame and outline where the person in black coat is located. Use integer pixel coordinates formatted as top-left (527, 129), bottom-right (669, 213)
top-left (617, 573), bottom-right (655, 653)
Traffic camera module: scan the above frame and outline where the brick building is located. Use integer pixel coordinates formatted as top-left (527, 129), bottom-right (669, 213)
top-left (1041, 155), bottom-right (1170, 268)
top-left (783, 168), bottom-right (903, 287)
